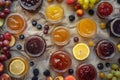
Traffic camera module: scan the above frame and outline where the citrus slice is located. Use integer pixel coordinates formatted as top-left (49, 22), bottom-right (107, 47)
top-left (9, 59), bottom-right (25, 75)
top-left (9, 35), bottom-right (16, 47)
top-left (72, 43), bottom-right (90, 60)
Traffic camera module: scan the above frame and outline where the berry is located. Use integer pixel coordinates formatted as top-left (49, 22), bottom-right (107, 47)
top-left (33, 68), bottom-right (39, 76)
top-left (44, 25), bottom-right (49, 30)
top-left (3, 40), bottom-right (10, 46)
top-left (37, 24), bottom-right (42, 30)
top-left (105, 63), bottom-right (110, 68)
top-left (43, 70), bottom-right (50, 77)
top-left (43, 30), bottom-right (48, 34)
top-left (97, 63), bottom-right (104, 70)
top-left (30, 61), bottom-right (34, 66)
top-left (32, 20), bottom-right (37, 26)
top-left (88, 9), bottom-right (94, 16)
top-left (69, 15), bottom-right (75, 22)
top-left (16, 44), bottom-right (22, 50)
top-left (68, 69), bottom-right (74, 75)
top-left (19, 34), bottom-right (25, 40)
top-left (73, 37), bottom-right (79, 42)
top-left (32, 76), bottom-right (38, 80)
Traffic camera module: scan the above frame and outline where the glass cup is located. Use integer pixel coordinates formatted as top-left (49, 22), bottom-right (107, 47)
top-left (24, 35), bottom-right (46, 57)
top-left (94, 39), bottom-right (115, 60)
top-left (5, 13), bottom-right (27, 35)
top-left (76, 64), bottom-right (97, 80)
top-left (49, 50), bottom-right (71, 73)
top-left (8, 57), bottom-right (29, 78)
top-left (45, 4), bottom-right (64, 23)
top-left (51, 27), bottom-right (70, 46)
top-left (77, 18), bottom-right (97, 38)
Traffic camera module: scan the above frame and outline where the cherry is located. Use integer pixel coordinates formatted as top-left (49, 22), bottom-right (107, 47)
top-left (4, 32), bottom-right (11, 41)
top-left (4, 8), bottom-right (10, 14)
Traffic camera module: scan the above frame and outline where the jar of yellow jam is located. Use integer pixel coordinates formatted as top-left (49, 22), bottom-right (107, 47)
top-left (6, 13), bottom-right (27, 35)
top-left (45, 5), bottom-right (64, 23)
top-left (8, 57), bottom-right (29, 78)
top-left (77, 18), bottom-right (97, 38)
top-left (51, 27), bottom-right (70, 46)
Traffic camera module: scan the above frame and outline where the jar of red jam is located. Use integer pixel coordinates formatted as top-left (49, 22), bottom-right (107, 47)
top-left (76, 64), bottom-right (97, 80)
top-left (97, 1), bottom-right (113, 19)
top-left (49, 51), bottom-right (71, 73)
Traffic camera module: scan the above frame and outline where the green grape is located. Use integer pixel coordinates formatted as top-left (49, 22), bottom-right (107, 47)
top-left (110, 70), bottom-right (115, 75)
top-left (112, 77), bottom-right (117, 80)
top-left (114, 71), bottom-right (120, 78)
top-left (111, 64), bottom-right (119, 70)
top-left (83, 4), bottom-right (88, 10)
top-left (78, 0), bottom-right (84, 5)
top-left (89, 0), bottom-right (96, 4)
top-left (106, 73), bottom-right (113, 79)
top-left (89, 3), bottom-right (94, 9)
top-left (84, 0), bottom-right (89, 5)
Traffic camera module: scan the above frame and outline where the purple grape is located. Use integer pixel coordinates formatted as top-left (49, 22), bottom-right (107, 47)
top-left (0, 34), bottom-right (5, 41)
top-left (2, 46), bottom-right (10, 52)
top-left (0, 41), bottom-right (3, 47)
top-left (4, 8), bottom-right (10, 14)
top-left (73, 37), bottom-right (79, 42)
top-left (44, 25), bottom-right (49, 30)
top-left (0, 12), bottom-right (6, 18)
top-left (43, 30), bottom-right (48, 34)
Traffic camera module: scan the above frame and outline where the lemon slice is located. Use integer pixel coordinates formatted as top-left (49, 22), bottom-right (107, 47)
top-left (72, 43), bottom-right (90, 60)
top-left (9, 59), bottom-right (25, 75)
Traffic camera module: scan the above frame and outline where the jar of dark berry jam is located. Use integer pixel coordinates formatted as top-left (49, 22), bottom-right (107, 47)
top-left (94, 39), bottom-right (115, 60)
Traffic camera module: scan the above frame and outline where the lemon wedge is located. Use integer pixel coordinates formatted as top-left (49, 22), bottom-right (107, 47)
top-left (73, 43), bottom-right (90, 60)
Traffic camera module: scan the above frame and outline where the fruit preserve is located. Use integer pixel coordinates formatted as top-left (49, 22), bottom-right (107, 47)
top-left (94, 39), bottom-right (115, 60)
top-left (51, 27), bottom-right (70, 46)
top-left (77, 18), bottom-right (97, 38)
top-left (97, 2), bottom-right (113, 19)
top-left (24, 35), bottom-right (46, 57)
top-left (6, 13), bottom-right (26, 35)
top-left (109, 18), bottom-right (120, 37)
top-left (8, 57), bottom-right (29, 78)
top-left (49, 51), bottom-right (71, 73)
top-left (76, 64), bottom-right (97, 80)
top-left (45, 5), bottom-right (64, 23)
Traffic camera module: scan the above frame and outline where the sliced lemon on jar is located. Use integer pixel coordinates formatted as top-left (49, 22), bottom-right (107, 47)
top-left (9, 59), bottom-right (25, 75)
top-left (72, 43), bottom-right (90, 60)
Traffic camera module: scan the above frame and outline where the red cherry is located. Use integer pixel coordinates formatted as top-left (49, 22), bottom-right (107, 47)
top-left (0, 54), bottom-right (7, 62)
top-left (4, 32), bottom-right (11, 41)
top-left (4, 8), bottom-right (10, 14)
top-left (66, 0), bottom-right (77, 5)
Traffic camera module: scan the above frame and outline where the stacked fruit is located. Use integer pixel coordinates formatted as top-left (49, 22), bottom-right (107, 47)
top-left (77, 0), bottom-right (100, 10)
top-left (0, 32), bottom-right (15, 62)
top-left (0, 0), bottom-right (12, 27)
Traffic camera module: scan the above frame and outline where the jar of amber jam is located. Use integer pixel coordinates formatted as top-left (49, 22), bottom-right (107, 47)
top-left (49, 51), bottom-right (71, 73)
top-left (5, 13), bottom-right (27, 35)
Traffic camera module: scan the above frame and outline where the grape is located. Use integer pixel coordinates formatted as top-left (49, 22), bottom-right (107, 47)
top-left (0, 0), bottom-right (5, 7)
top-left (0, 41), bottom-right (3, 47)
top-left (44, 25), bottom-right (49, 30)
top-left (3, 40), bottom-right (10, 46)
top-left (114, 71), bottom-right (120, 78)
top-left (111, 64), bottom-right (119, 70)
top-left (4, 8), bottom-right (10, 14)
top-left (2, 46), bottom-right (10, 52)
top-left (84, 0), bottom-right (89, 5)
top-left (0, 34), bottom-right (5, 41)
top-left (99, 72), bottom-right (105, 79)
top-left (89, 0), bottom-right (96, 4)
top-left (106, 73), bottom-right (113, 79)
top-left (4, 32), bottom-right (11, 41)
top-left (73, 37), bottom-right (79, 42)
top-left (112, 77), bottom-right (117, 80)
top-left (0, 12), bottom-right (6, 18)
top-left (5, 0), bottom-right (11, 7)
top-left (110, 70), bottom-right (115, 75)
top-left (78, 0), bottom-right (84, 5)
top-left (89, 3), bottom-right (94, 9)
top-left (83, 4), bottom-right (88, 10)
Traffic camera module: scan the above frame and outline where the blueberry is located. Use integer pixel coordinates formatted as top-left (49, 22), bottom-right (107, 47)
top-left (16, 44), bottom-right (22, 50)
top-left (19, 34), bottom-right (25, 40)
top-left (32, 76), bottom-right (38, 80)
top-left (32, 20), bottom-right (37, 26)
top-left (88, 9), bottom-right (94, 16)
top-left (37, 24), bottom-right (42, 30)
top-left (33, 68), bottom-right (39, 76)
top-left (73, 37), bottom-right (79, 42)
top-left (30, 61), bottom-right (34, 66)
top-left (44, 25), bottom-right (49, 30)
top-left (43, 70), bottom-right (50, 77)
top-left (97, 63), bottom-right (104, 70)
top-left (105, 63), bottom-right (110, 68)
top-left (69, 15), bottom-right (75, 22)
top-left (68, 69), bottom-right (74, 75)
top-left (117, 0), bottom-right (120, 4)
